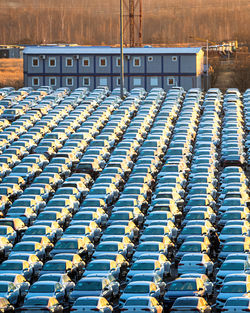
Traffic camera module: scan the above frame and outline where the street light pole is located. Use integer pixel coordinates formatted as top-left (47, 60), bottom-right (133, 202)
top-left (120, 0), bottom-right (124, 99)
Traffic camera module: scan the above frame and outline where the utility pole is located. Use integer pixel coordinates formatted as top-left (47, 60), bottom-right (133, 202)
top-left (120, 0), bottom-right (124, 99)
top-left (206, 40), bottom-right (209, 91)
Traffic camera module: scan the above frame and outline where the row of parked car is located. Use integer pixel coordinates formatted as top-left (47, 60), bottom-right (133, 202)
top-left (0, 85), bottom-right (249, 312)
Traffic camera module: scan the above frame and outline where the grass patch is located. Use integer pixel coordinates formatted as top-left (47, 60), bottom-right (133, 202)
top-left (0, 58), bottom-right (23, 89)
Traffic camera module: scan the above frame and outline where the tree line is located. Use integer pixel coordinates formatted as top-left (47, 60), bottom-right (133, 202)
top-left (0, 0), bottom-right (249, 46)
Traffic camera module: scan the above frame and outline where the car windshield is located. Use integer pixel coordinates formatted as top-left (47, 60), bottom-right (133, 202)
top-left (96, 244), bottom-right (118, 252)
top-left (221, 262), bottom-right (245, 270)
top-left (225, 299), bottom-right (249, 306)
top-left (221, 284), bottom-right (246, 293)
top-left (75, 214), bottom-right (93, 220)
top-left (110, 213), bottom-right (128, 220)
top-left (125, 284), bottom-right (150, 293)
top-left (65, 228), bottom-right (85, 235)
top-left (222, 213), bottom-right (241, 220)
top-left (132, 262), bottom-right (155, 270)
top-left (30, 284), bottom-right (55, 293)
top-left (39, 276), bottom-right (60, 282)
top-left (186, 213), bottom-right (204, 220)
top-left (75, 281), bottom-right (102, 291)
top-left (86, 263), bottom-right (110, 271)
top-left (125, 299), bottom-right (149, 306)
top-left (169, 281), bottom-right (197, 291)
top-left (144, 228), bottom-right (164, 235)
top-left (37, 213), bottom-right (55, 220)
top-left (13, 244), bottom-right (34, 251)
top-left (0, 263), bottom-right (22, 270)
top-left (55, 241), bottom-right (78, 249)
top-left (222, 245), bottom-right (244, 252)
top-left (174, 298), bottom-right (198, 306)
top-left (74, 298), bottom-right (99, 306)
top-left (181, 228), bottom-right (202, 235)
top-left (24, 298), bottom-right (49, 306)
top-left (12, 168), bottom-right (29, 173)
top-left (0, 284), bottom-right (9, 292)
top-left (224, 276), bottom-right (246, 283)
top-left (25, 228), bottom-right (45, 235)
top-left (43, 262), bottom-right (66, 271)
top-left (221, 228), bottom-right (242, 235)
top-left (104, 228), bottom-right (125, 235)
top-left (182, 255), bottom-right (202, 262)
top-left (0, 228), bottom-right (8, 235)
top-left (137, 244), bottom-right (159, 252)
top-left (179, 244), bottom-right (201, 252)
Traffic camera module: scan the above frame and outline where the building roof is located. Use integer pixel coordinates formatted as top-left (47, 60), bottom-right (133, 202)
top-left (23, 46), bottom-right (202, 55)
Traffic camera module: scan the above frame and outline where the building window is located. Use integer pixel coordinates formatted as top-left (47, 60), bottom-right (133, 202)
top-left (83, 77), bottom-right (90, 86)
top-left (172, 56), bottom-right (178, 62)
top-left (66, 77), bottom-right (74, 86)
top-left (82, 57), bottom-right (90, 67)
top-left (66, 58), bottom-right (73, 67)
top-left (150, 77), bottom-right (158, 86)
top-left (99, 57), bottom-right (107, 67)
top-left (32, 57), bottom-right (39, 67)
top-left (49, 77), bottom-right (56, 86)
top-left (117, 77), bottom-right (121, 86)
top-left (167, 77), bottom-right (175, 86)
top-left (49, 57), bottom-right (56, 67)
top-left (148, 56), bottom-right (153, 62)
top-left (32, 77), bottom-right (39, 87)
top-left (133, 77), bottom-right (142, 86)
top-left (133, 57), bottom-right (141, 67)
top-left (116, 57), bottom-right (121, 67)
top-left (99, 77), bottom-right (108, 86)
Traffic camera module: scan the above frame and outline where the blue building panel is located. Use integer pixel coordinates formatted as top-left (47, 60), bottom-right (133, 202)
top-left (163, 55), bottom-right (179, 73)
top-left (180, 55), bottom-right (196, 73)
top-left (146, 55), bottom-right (162, 74)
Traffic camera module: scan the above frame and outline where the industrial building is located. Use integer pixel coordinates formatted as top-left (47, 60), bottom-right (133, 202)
top-left (23, 46), bottom-right (205, 91)
top-left (0, 46), bottom-right (22, 58)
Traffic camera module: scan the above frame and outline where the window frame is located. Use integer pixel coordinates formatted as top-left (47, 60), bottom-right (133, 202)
top-left (99, 77), bottom-right (108, 86)
top-left (66, 77), bottom-right (74, 87)
top-left (32, 77), bottom-right (40, 87)
top-left (99, 57), bottom-right (107, 67)
top-left (116, 77), bottom-right (121, 86)
top-left (82, 57), bottom-right (90, 67)
top-left (150, 77), bottom-right (159, 87)
top-left (48, 57), bottom-right (56, 68)
top-left (133, 77), bottom-right (142, 86)
top-left (83, 77), bottom-right (90, 86)
top-left (167, 77), bottom-right (175, 86)
top-left (133, 57), bottom-right (141, 67)
top-left (116, 57), bottom-right (121, 67)
top-left (65, 57), bottom-right (73, 67)
top-left (49, 77), bottom-right (56, 87)
top-left (32, 57), bottom-right (39, 68)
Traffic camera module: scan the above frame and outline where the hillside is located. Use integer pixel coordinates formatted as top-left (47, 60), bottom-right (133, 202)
top-left (0, 0), bottom-right (249, 45)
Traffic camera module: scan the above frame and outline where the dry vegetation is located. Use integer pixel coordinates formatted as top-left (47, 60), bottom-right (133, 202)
top-left (0, 59), bottom-right (23, 89)
top-left (0, 0), bottom-right (249, 46)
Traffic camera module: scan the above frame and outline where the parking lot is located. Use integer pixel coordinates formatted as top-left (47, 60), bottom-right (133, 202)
top-left (0, 85), bottom-right (249, 312)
